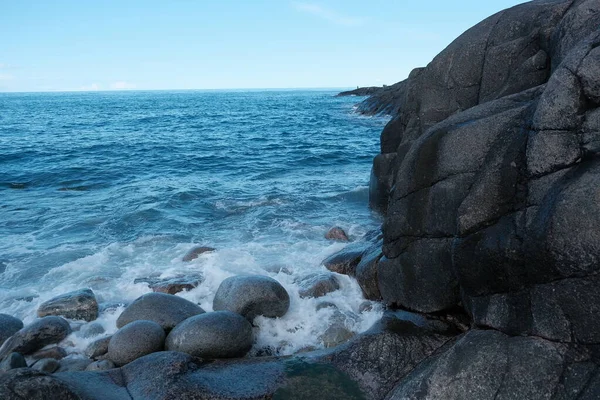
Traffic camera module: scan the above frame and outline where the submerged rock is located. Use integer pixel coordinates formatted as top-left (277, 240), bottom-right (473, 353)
top-left (0, 314), bottom-right (24, 347)
top-left (213, 275), bottom-right (290, 320)
top-left (298, 273), bottom-right (340, 298)
top-left (134, 275), bottom-right (204, 295)
top-left (182, 245), bottom-right (215, 262)
top-left (325, 226), bottom-right (349, 241)
top-left (166, 311), bottom-right (253, 359)
top-left (78, 322), bottom-right (105, 338)
top-left (116, 292), bottom-right (205, 331)
top-left (37, 288), bottom-right (99, 322)
top-left (108, 320), bottom-right (166, 366)
top-left (0, 316), bottom-right (71, 360)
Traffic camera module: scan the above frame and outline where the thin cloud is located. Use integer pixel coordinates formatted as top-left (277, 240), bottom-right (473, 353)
top-left (292, 2), bottom-right (365, 26)
top-left (78, 83), bottom-right (101, 91)
top-left (110, 81), bottom-right (136, 90)
top-left (0, 73), bottom-right (14, 80)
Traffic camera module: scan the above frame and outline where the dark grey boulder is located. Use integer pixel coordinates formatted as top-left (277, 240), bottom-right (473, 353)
top-left (0, 314), bottom-right (23, 347)
top-left (0, 369), bottom-right (81, 400)
top-left (56, 357), bottom-right (92, 372)
top-left (213, 275), bottom-right (290, 320)
top-left (116, 292), bottom-right (205, 331)
top-left (165, 311), bottom-right (253, 359)
top-left (325, 226), bottom-right (349, 241)
top-left (321, 242), bottom-right (369, 276)
top-left (85, 335), bottom-right (111, 359)
top-left (37, 288), bottom-right (99, 322)
top-left (108, 320), bottom-right (166, 366)
top-left (0, 316), bottom-right (71, 360)
top-left (182, 245), bottom-right (215, 262)
top-left (386, 330), bottom-right (585, 400)
top-left (319, 322), bottom-right (354, 348)
top-left (31, 346), bottom-right (67, 360)
top-left (85, 359), bottom-right (115, 371)
top-left (134, 274), bottom-right (204, 295)
top-left (32, 358), bottom-right (60, 373)
top-left (0, 352), bottom-right (26, 372)
top-left (355, 241), bottom-right (383, 300)
top-left (298, 273), bottom-right (340, 298)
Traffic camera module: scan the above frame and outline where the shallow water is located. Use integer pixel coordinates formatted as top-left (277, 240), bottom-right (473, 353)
top-left (0, 90), bottom-right (388, 356)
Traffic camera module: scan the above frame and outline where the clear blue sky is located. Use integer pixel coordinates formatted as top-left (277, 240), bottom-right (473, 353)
top-left (0, 0), bottom-right (526, 92)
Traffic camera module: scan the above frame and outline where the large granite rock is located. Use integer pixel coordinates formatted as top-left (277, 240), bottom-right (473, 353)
top-left (37, 289), bottom-right (99, 322)
top-left (165, 311), bottom-right (253, 359)
top-left (388, 329), bottom-right (600, 400)
top-left (297, 273), bottom-right (340, 298)
top-left (213, 275), bottom-right (290, 320)
top-left (359, 0), bottom-right (600, 343)
top-left (0, 316), bottom-right (71, 360)
top-left (0, 314), bottom-right (24, 347)
top-left (116, 292), bottom-right (205, 331)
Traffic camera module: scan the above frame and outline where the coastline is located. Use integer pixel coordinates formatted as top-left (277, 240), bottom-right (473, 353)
top-left (2, 0), bottom-right (600, 398)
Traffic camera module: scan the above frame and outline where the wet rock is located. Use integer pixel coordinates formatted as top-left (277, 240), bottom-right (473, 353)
top-left (31, 346), bottom-right (67, 361)
top-left (116, 292), bottom-right (205, 331)
top-left (108, 320), bottom-right (166, 366)
top-left (322, 242), bottom-right (369, 276)
top-left (316, 301), bottom-right (338, 311)
top-left (358, 301), bottom-right (373, 313)
top-left (0, 316), bottom-right (71, 360)
top-left (319, 322), bottom-right (355, 348)
top-left (166, 311), bottom-right (253, 359)
top-left (31, 358), bottom-right (59, 373)
top-left (0, 369), bottom-right (82, 400)
top-left (325, 226), bottom-right (350, 241)
top-left (99, 302), bottom-right (127, 313)
top-left (213, 275), bottom-right (290, 320)
top-left (0, 314), bottom-right (23, 347)
top-left (355, 241), bottom-right (383, 300)
top-left (134, 274), bottom-right (204, 295)
top-left (37, 288), bottom-right (99, 322)
top-left (78, 321), bottom-right (105, 338)
top-left (55, 357), bottom-right (92, 372)
top-left (0, 352), bottom-right (26, 372)
top-left (85, 335), bottom-right (111, 359)
top-left (298, 273), bottom-right (340, 298)
top-left (85, 359), bottom-right (115, 371)
top-left (182, 245), bottom-right (215, 262)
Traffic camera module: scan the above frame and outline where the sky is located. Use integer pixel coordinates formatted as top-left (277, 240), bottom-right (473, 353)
top-left (0, 0), bottom-right (527, 92)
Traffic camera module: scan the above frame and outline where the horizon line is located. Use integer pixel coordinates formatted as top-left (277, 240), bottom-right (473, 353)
top-left (0, 86), bottom-right (378, 95)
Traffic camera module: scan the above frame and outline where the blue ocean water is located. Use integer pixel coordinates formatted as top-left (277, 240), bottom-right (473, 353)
top-left (0, 90), bottom-right (387, 354)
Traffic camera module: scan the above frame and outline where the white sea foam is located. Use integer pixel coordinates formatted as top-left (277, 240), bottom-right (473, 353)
top-left (1, 234), bottom-right (382, 357)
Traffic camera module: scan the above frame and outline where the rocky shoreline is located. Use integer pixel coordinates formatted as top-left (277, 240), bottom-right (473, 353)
top-left (2, 0), bottom-right (600, 398)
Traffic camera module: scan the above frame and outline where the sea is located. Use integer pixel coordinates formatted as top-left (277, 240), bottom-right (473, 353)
top-left (0, 89), bottom-right (388, 356)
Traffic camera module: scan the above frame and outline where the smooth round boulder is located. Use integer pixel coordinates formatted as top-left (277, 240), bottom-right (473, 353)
top-left (37, 288), bottom-right (99, 322)
top-left (0, 352), bottom-right (26, 372)
top-left (0, 314), bottom-right (23, 347)
top-left (108, 320), bottom-right (165, 366)
top-left (116, 292), bottom-right (205, 331)
top-left (213, 275), bottom-right (290, 320)
top-left (0, 316), bottom-right (71, 360)
top-left (31, 346), bottom-right (67, 361)
top-left (85, 336), bottom-right (111, 359)
top-left (32, 358), bottom-right (60, 373)
top-left (166, 311), bottom-right (253, 359)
